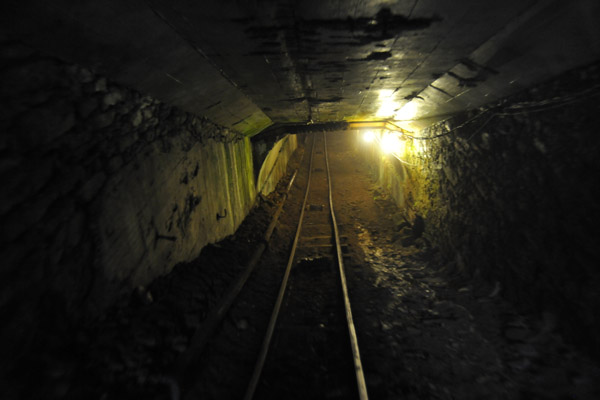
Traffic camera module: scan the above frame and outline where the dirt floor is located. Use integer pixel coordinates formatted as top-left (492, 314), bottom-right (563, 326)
top-left (17, 132), bottom-right (600, 400)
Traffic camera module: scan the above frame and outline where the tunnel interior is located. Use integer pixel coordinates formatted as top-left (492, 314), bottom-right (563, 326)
top-left (1, 0), bottom-right (600, 399)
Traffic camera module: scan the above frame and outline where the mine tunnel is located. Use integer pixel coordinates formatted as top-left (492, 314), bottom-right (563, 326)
top-left (2, 0), bottom-right (600, 399)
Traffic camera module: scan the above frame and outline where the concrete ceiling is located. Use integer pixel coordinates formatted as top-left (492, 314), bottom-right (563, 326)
top-left (2, 0), bottom-right (600, 135)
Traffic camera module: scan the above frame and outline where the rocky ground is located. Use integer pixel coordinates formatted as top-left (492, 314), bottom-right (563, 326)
top-left (14, 132), bottom-right (600, 400)
top-left (328, 132), bottom-right (600, 400)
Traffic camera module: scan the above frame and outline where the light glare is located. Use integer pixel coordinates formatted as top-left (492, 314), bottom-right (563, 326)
top-left (376, 89), bottom-right (400, 118)
top-left (363, 130), bottom-right (375, 142)
top-left (380, 132), bottom-right (404, 155)
top-left (394, 101), bottom-right (419, 121)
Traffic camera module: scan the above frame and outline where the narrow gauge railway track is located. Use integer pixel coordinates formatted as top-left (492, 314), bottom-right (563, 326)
top-left (244, 132), bottom-right (369, 400)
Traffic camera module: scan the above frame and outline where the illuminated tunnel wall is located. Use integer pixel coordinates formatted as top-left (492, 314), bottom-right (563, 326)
top-left (2, 1), bottom-right (600, 369)
top-left (360, 60), bottom-right (600, 357)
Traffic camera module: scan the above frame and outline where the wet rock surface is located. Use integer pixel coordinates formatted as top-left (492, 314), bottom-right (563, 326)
top-left (7, 133), bottom-right (600, 399)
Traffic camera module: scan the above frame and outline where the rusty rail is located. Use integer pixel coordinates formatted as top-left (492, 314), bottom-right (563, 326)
top-left (243, 132), bottom-right (369, 400)
top-left (243, 133), bottom-right (316, 400)
top-left (324, 133), bottom-right (369, 400)
top-left (173, 163), bottom-right (299, 386)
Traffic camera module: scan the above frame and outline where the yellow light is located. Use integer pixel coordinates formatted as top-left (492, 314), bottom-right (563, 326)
top-left (363, 130), bottom-right (375, 142)
top-left (394, 101), bottom-right (419, 121)
top-left (398, 139), bottom-right (406, 155)
top-left (380, 134), bottom-right (394, 153)
top-left (380, 131), bottom-right (405, 155)
top-left (376, 89), bottom-right (400, 118)
top-left (376, 101), bottom-right (397, 118)
top-left (378, 89), bottom-right (394, 98)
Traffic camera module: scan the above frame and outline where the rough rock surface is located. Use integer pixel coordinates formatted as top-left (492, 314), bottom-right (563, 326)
top-left (0, 40), bottom-right (257, 387)
top-left (364, 61), bottom-right (600, 359)
top-left (7, 133), bottom-right (598, 399)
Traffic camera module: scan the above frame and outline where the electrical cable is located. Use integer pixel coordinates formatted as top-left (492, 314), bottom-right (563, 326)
top-left (402, 108), bottom-right (493, 140)
top-left (399, 83), bottom-right (600, 140)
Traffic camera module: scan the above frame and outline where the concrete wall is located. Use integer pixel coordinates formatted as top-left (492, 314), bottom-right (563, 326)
top-left (0, 41), bottom-right (258, 368)
top-left (364, 60), bottom-right (600, 357)
top-left (0, 0), bottom-right (272, 136)
top-left (256, 134), bottom-right (298, 196)
top-left (360, 137), bottom-right (410, 211)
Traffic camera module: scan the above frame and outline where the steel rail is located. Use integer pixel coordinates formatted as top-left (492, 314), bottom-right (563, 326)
top-left (323, 132), bottom-right (369, 400)
top-left (173, 164), bottom-right (300, 388)
top-left (243, 134), bottom-right (316, 400)
top-left (244, 132), bottom-right (369, 400)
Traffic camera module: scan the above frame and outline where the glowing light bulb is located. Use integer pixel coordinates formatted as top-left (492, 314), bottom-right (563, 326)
top-left (380, 132), bottom-right (405, 155)
top-left (363, 130), bottom-right (375, 143)
top-left (380, 133), bottom-right (396, 153)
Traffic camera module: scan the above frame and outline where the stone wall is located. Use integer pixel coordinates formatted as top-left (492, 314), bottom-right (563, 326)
top-left (400, 61), bottom-right (600, 357)
top-left (0, 42), bottom-right (257, 369)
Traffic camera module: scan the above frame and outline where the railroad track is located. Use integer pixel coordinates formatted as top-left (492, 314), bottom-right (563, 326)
top-left (244, 132), bottom-right (369, 400)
